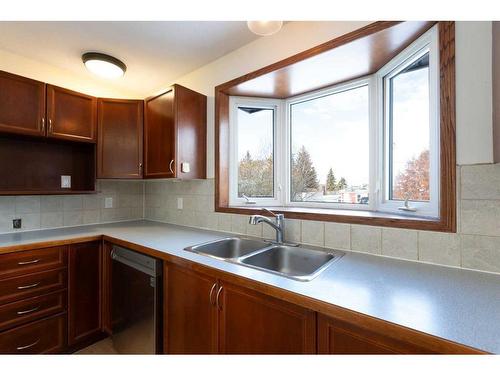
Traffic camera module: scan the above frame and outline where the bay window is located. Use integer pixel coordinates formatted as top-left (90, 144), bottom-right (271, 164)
top-left (228, 25), bottom-right (440, 218)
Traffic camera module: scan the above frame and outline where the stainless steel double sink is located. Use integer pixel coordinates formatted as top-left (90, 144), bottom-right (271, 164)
top-left (184, 237), bottom-right (344, 281)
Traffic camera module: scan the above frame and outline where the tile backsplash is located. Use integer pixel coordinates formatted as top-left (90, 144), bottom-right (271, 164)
top-left (0, 180), bottom-right (144, 233)
top-left (143, 164), bottom-right (500, 275)
top-left (1, 165), bottom-right (499, 275)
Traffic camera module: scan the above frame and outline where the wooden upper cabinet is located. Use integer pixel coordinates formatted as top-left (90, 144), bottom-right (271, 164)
top-left (218, 281), bottom-right (316, 354)
top-left (164, 263), bottom-right (218, 354)
top-left (144, 84), bottom-right (206, 179)
top-left (97, 98), bottom-right (143, 179)
top-left (0, 71), bottom-right (45, 137)
top-left (46, 85), bottom-right (97, 143)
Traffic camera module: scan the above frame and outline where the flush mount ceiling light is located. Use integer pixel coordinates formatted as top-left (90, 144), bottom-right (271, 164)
top-left (247, 21), bottom-right (283, 36)
top-left (82, 52), bottom-right (126, 79)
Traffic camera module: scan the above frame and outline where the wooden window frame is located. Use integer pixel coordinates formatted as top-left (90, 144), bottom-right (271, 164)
top-left (215, 21), bottom-right (456, 232)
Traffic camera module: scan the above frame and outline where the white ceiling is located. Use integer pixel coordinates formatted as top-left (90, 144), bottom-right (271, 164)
top-left (0, 21), bottom-right (261, 97)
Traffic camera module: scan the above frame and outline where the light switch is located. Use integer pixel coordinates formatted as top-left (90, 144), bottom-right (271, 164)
top-left (104, 197), bottom-right (113, 208)
top-left (61, 175), bottom-right (71, 188)
top-left (177, 197), bottom-right (183, 210)
top-left (181, 162), bottom-right (190, 173)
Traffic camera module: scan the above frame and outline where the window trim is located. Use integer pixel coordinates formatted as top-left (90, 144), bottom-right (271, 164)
top-left (215, 21), bottom-right (456, 232)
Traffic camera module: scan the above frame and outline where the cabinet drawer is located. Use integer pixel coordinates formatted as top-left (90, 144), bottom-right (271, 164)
top-left (0, 246), bottom-right (67, 280)
top-left (0, 313), bottom-right (66, 354)
top-left (0, 291), bottom-right (66, 332)
top-left (0, 269), bottom-right (67, 305)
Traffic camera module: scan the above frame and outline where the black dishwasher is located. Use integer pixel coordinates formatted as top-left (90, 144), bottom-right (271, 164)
top-left (111, 246), bottom-right (162, 354)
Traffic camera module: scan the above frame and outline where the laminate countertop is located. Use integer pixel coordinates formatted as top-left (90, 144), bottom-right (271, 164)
top-left (0, 220), bottom-right (499, 353)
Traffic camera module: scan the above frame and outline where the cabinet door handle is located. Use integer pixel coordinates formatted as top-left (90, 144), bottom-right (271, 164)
top-left (48, 119), bottom-right (53, 133)
top-left (17, 259), bottom-right (40, 266)
top-left (40, 118), bottom-right (45, 133)
top-left (17, 339), bottom-right (40, 351)
top-left (209, 283), bottom-right (217, 306)
top-left (17, 282), bottom-right (40, 290)
top-left (216, 286), bottom-right (223, 310)
top-left (169, 159), bottom-right (175, 174)
top-left (17, 306), bottom-right (40, 315)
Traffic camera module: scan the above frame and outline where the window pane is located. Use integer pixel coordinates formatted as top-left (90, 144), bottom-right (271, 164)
top-left (388, 52), bottom-right (430, 202)
top-left (290, 85), bottom-right (369, 204)
top-left (237, 107), bottom-right (274, 198)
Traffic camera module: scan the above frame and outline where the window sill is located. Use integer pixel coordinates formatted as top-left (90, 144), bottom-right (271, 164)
top-left (216, 205), bottom-right (454, 232)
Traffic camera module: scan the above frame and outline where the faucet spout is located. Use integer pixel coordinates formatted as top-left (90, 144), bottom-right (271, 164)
top-left (248, 209), bottom-right (285, 243)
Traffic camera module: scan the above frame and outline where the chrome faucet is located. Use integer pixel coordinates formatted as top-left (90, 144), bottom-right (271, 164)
top-left (249, 209), bottom-right (285, 244)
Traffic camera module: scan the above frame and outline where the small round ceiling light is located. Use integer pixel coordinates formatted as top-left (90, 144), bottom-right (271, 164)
top-left (82, 52), bottom-right (126, 79)
top-left (247, 21), bottom-right (283, 36)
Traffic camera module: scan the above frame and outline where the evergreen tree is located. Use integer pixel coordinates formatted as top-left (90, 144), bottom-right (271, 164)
top-left (326, 168), bottom-right (336, 192)
top-left (337, 177), bottom-right (347, 190)
top-left (291, 146), bottom-right (319, 200)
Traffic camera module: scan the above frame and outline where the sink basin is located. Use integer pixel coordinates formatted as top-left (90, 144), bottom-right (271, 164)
top-left (185, 237), bottom-right (271, 260)
top-left (240, 245), bottom-right (343, 281)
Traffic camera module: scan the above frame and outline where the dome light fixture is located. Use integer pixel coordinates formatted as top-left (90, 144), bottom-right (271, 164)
top-left (247, 21), bottom-right (283, 36)
top-left (82, 52), bottom-right (126, 79)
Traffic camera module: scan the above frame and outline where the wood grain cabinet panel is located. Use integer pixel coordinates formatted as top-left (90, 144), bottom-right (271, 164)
top-left (0, 313), bottom-right (66, 354)
top-left (46, 85), bottom-right (97, 143)
top-left (144, 84), bottom-right (206, 179)
top-left (68, 241), bottom-right (102, 346)
top-left (0, 70), bottom-right (45, 137)
top-left (218, 281), bottom-right (316, 354)
top-left (97, 98), bottom-right (143, 178)
top-left (317, 314), bottom-right (433, 354)
top-left (0, 268), bottom-right (67, 305)
top-left (164, 263), bottom-right (218, 354)
top-left (0, 246), bottom-right (67, 280)
top-left (0, 290), bottom-right (66, 332)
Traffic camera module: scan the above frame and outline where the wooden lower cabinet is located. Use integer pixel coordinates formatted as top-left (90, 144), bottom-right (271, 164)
top-left (163, 262), bottom-right (316, 354)
top-left (68, 241), bottom-right (102, 346)
top-left (164, 263), bottom-right (217, 354)
top-left (317, 314), bottom-right (433, 354)
top-left (0, 312), bottom-right (66, 354)
top-left (218, 281), bottom-right (316, 354)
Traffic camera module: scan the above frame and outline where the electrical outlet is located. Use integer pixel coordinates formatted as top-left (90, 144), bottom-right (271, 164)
top-left (104, 197), bottom-right (113, 208)
top-left (13, 218), bottom-right (21, 229)
top-left (61, 175), bottom-right (71, 188)
top-left (181, 162), bottom-right (190, 173)
top-left (177, 197), bottom-right (183, 210)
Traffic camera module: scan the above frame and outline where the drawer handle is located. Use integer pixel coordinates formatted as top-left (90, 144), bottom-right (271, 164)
top-left (17, 339), bottom-right (40, 351)
top-left (17, 282), bottom-right (40, 290)
top-left (17, 306), bottom-right (40, 315)
top-left (17, 259), bottom-right (41, 265)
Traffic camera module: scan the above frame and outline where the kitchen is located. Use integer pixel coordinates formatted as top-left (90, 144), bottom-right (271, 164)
top-left (0, 1), bottom-right (499, 373)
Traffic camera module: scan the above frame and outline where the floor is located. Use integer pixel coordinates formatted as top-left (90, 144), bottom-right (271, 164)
top-left (75, 338), bottom-right (119, 354)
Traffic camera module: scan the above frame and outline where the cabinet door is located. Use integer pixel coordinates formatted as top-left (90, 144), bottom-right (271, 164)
top-left (317, 314), bottom-right (432, 354)
top-left (97, 98), bottom-right (143, 178)
top-left (46, 85), bottom-right (97, 142)
top-left (175, 84), bottom-right (207, 179)
top-left (218, 281), bottom-right (316, 354)
top-left (144, 89), bottom-right (175, 178)
top-left (68, 242), bottom-right (102, 346)
top-left (0, 70), bottom-right (45, 137)
top-left (164, 263), bottom-right (217, 354)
